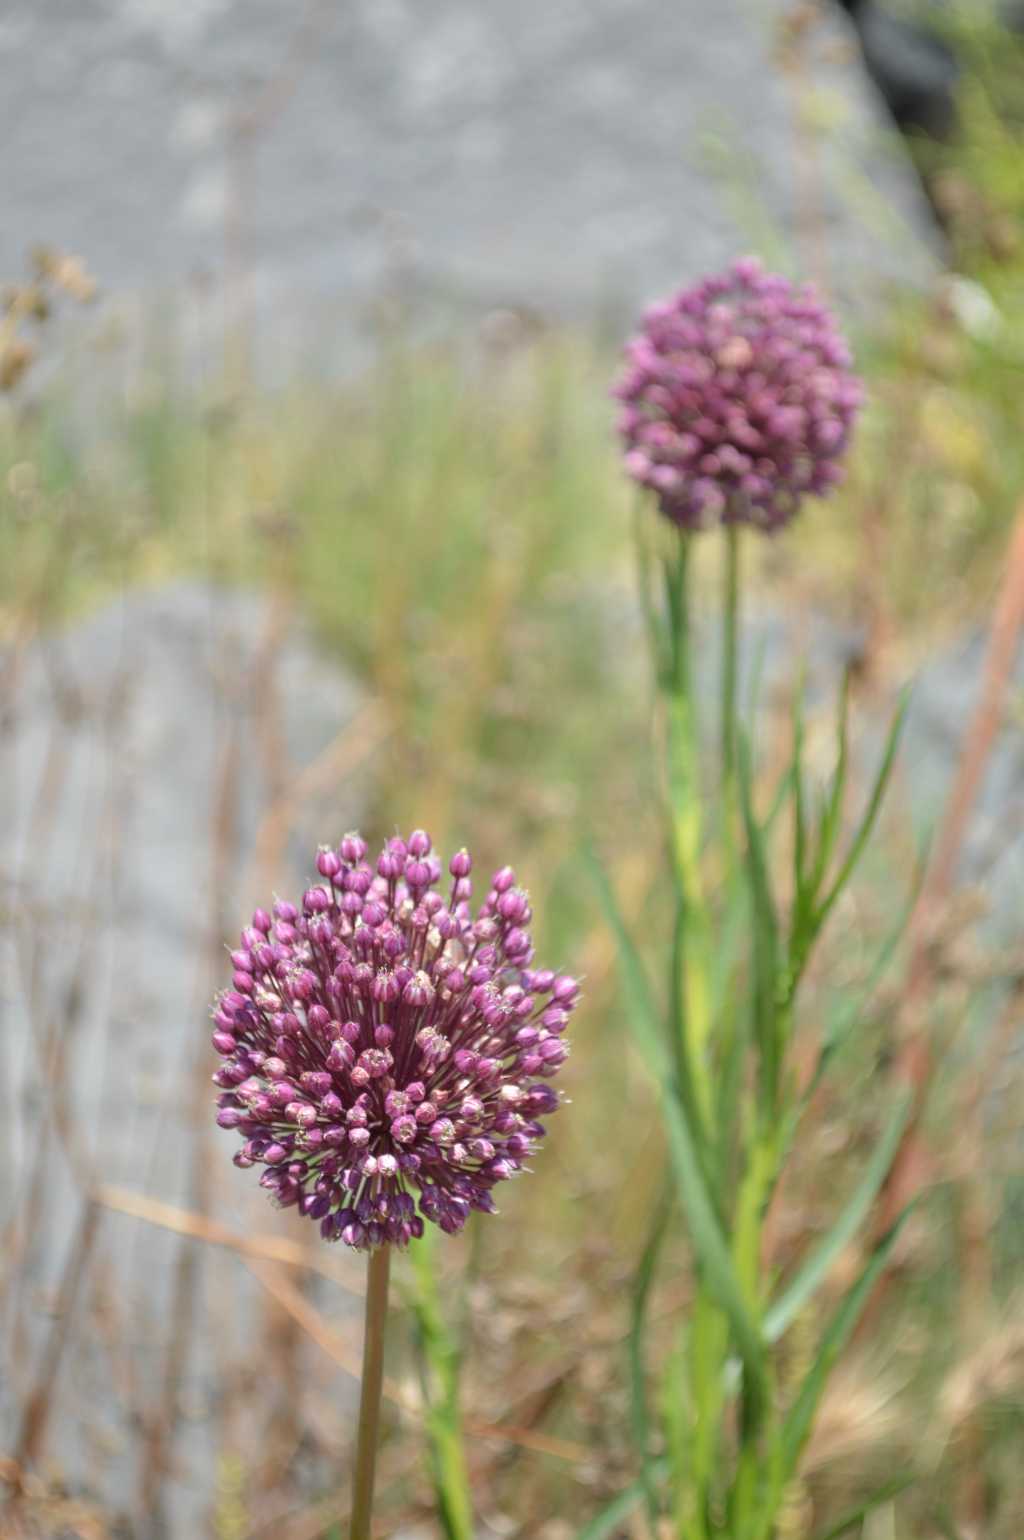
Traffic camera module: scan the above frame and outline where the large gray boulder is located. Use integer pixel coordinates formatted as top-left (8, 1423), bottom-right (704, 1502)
top-left (0, 0), bottom-right (940, 373)
top-left (1, 581), bottom-right (365, 1532)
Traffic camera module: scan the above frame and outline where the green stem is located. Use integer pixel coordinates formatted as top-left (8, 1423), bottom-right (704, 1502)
top-left (351, 1246), bottom-right (391, 1540)
top-left (410, 1227), bottom-right (475, 1540)
top-left (722, 525), bottom-right (741, 787)
top-left (663, 536), bottom-right (714, 1140)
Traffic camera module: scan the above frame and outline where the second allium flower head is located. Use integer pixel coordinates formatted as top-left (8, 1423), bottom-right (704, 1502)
top-left (212, 832), bottom-right (576, 1250)
top-left (614, 257), bottom-right (862, 532)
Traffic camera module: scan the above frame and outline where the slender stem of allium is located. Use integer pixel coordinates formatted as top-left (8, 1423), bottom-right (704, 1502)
top-left (721, 525), bottom-right (741, 785)
top-left (351, 1245), bottom-right (391, 1540)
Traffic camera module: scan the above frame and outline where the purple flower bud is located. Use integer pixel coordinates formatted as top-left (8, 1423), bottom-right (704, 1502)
top-left (497, 888), bottom-right (529, 923)
top-left (317, 847), bottom-right (342, 880)
top-left (405, 859), bottom-right (431, 890)
top-left (340, 832), bottom-right (367, 863)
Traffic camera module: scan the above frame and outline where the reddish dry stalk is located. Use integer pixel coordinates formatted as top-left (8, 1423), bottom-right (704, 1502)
top-left (865, 506), bottom-right (1024, 1322)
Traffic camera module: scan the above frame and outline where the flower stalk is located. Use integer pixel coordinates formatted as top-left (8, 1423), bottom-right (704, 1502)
top-left (351, 1245), bottom-right (391, 1540)
top-left (592, 257), bottom-right (913, 1537)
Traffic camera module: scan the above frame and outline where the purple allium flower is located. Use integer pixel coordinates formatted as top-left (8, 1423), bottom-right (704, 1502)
top-left (614, 256), bottom-right (863, 532)
top-left (211, 832), bottom-right (576, 1251)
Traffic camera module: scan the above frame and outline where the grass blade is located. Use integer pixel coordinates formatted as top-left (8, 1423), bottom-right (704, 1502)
top-left (586, 847), bottom-right (771, 1422)
top-left (630, 1186), bottom-right (672, 1526)
top-left (585, 845), bottom-right (711, 1165)
top-left (576, 1459), bottom-right (669, 1540)
top-left (737, 732), bottom-right (781, 1106)
top-left (811, 1472), bottom-right (915, 1540)
top-left (810, 669), bottom-right (852, 900)
top-left (779, 1205), bottom-right (915, 1481)
top-left (407, 1228), bottom-right (475, 1540)
top-left (816, 691), bottom-right (910, 933)
top-left (764, 1092), bottom-right (912, 1343)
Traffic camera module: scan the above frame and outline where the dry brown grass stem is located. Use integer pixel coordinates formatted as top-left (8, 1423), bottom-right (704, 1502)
top-left (93, 1185), bottom-right (364, 1293)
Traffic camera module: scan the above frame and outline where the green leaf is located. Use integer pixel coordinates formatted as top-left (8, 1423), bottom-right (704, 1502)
top-left (764, 1092), bottom-right (912, 1343)
top-left (779, 1205), bottom-right (915, 1482)
top-left (737, 732), bottom-right (782, 1106)
top-left (585, 846), bottom-right (711, 1170)
top-left (928, 1505), bottom-right (968, 1540)
top-left (659, 1072), bottom-right (772, 1424)
top-left (576, 1459), bottom-right (669, 1540)
top-left (809, 669), bottom-right (852, 900)
top-left (815, 690), bottom-right (910, 935)
top-left (633, 494), bottom-right (668, 685)
top-left (630, 1187), bottom-right (672, 1527)
top-left (586, 847), bottom-right (771, 1424)
top-left (805, 859), bottom-right (924, 1108)
top-left (585, 846), bottom-right (672, 1082)
top-left (407, 1228), bottom-right (475, 1540)
top-left (791, 675), bottom-right (808, 892)
top-left (811, 1472), bottom-right (916, 1540)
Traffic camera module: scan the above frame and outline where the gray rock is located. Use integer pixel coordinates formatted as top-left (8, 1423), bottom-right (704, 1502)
top-left (0, 581), bottom-right (365, 1532)
top-left (0, 0), bottom-right (940, 378)
top-left (900, 627), bottom-right (1024, 945)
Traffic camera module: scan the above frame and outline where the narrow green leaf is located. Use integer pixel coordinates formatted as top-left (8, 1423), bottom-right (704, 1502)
top-left (659, 1073), bottom-right (772, 1424)
top-left (764, 1092), bottom-right (912, 1343)
top-left (630, 1187), bottom-right (672, 1527)
top-left (811, 1472), bottom-right (915, 1540)
top-left (791, 676), bottom-right (808, 891)
top-left (816, 690), bottom-right (910, 934)
top-left (586, 846), bottom-right (712, 1171)
top-left (928, 1505), bottom-right (967, 1540)
top-left (810, 669), bottom-right (852, 899)
top-left (576, 1459), bottom-right (669, 1540)
top-left (585, 847), bottom-right (672, 1082)
top-left (407, 1229), bottom-right (475, 1540)
top-left (634, 494), bottom-right (668, 685)
top-left (780, 1205), bottom-right (915, 1481)
top-left (805, 861), bottom-right (924, 1107)
top-left (585, 847), bottom-right (771, 1420)
top-left (737, 732), bottom-right (781, 1105)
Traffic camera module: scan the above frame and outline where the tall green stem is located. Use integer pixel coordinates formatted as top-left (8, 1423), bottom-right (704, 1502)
top-left (351, 1246), bottom-right (391, 1540)
top-left (722, 526), bottom-right (741, 786)
top-left (410, 1227), bottom-right (475, 1539)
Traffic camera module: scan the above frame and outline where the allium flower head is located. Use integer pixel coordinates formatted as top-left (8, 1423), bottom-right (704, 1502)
top-left (614, 256), bottom-right (862, 532)
top-left (211, 832), bottom-right (576, 1250)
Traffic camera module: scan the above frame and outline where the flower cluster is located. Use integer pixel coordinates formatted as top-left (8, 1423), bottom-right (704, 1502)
top-left (614, 256), bottom-right (862, 532)
top-left (211, 832), bottom-right (576, 1250)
